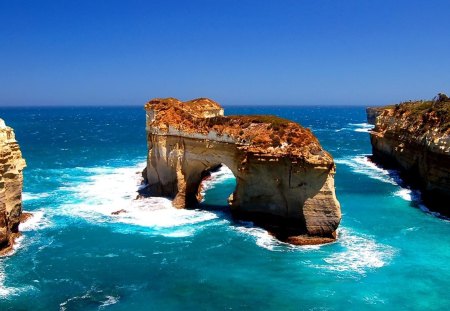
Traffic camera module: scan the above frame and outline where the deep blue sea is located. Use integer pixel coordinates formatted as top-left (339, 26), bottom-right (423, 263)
top-left (0, 106), bottom-right (449, 310)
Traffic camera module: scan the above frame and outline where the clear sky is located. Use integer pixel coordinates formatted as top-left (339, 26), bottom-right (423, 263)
top-left (1, 0), bottom-right (449, 106)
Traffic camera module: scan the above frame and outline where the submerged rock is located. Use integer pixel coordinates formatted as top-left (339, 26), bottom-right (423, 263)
top-left (142, 98), bottom-right (341, 245)
top-left (368, 94), bottom-right (450, 215)
top-left (0, 118), bottom-right (26, 256)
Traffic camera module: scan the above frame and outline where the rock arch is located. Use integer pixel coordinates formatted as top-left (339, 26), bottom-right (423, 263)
top-left (143, 98), bottom-right (341, 245)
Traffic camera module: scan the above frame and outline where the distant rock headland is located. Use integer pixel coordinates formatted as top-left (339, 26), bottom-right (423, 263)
top-left (0, 119), bottom-right (26, 256)
top-left (142, 98), bottom-right (341, 245)
top-left (368, 93), bottom-right (450, 215)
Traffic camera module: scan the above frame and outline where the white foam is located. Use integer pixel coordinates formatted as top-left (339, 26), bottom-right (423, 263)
top-left (234, 226), bottom-right (282, 251)
top-left (19, 210), bottom-right (52, 231)
top-left (99, 295), bottom-right (120, 309)
top-left (394, 188), bottom-right (412, 201)
top-left (0, 265), bottom-right (12, 298)
top-left (335, 155), bottom-right (399, 185)
top-left (22, 192), bottom-right (50, 201)
top-left (59, 162), bottom-right (218, 236)
top-left (349, 122), bottom-right (374, 133)
top-left (312, 228), bottom-right (395, 275)
top-left (334, 123), bottom-right (374, 133)
top-left (232, 223), bottom-right (323, 252)
top-left (59, 290), bottom-right (104, 311)
top-left (336, 155), bottom-right (433, 208)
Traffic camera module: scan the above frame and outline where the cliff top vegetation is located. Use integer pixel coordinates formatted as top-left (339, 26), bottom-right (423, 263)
top-left (383, 93), bottom-right (450, 134)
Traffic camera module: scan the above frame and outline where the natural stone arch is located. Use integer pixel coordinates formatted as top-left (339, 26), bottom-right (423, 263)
top-left (143, 98), bottom-right (341, 245)
top-left (194, 163), bottom-right (235, 207)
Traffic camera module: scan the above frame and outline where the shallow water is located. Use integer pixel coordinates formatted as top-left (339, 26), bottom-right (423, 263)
top-left (0, 106), bottom-right (449, 310)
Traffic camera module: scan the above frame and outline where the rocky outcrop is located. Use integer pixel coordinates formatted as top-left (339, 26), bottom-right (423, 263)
top-left (143, 98), bottom-right (341, 245)
top-left (366, 107), bottom-right (384, 125)
top-left (0, 119), bottom-right (26, 255)
top-left (368, 94), bottom-right (450, 215)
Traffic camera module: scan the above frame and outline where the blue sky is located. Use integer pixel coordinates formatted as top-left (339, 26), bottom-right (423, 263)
top-left (1, 0), bottom-right (449, 106)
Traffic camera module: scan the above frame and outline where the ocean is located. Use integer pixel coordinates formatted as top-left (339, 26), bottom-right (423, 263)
top-left (0, 106), bottom-right (449, 310)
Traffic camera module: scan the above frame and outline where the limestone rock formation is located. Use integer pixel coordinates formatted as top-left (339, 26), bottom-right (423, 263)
top-left (0, 119), bottom-right (26, 255)
top-left (366, 107), bottom-right (384, 125)
top-left (368, 94), bottom-right (450, 215)
top-left (143, 98), bottom-right (341, 245)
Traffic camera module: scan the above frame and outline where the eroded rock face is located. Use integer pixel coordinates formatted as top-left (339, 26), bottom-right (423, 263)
top-left (368, 95), bottom-right (450, 215)
top-left (0, 119), bottom-right (26, 255)
top-left (366, 107), bottom-right (384, 125)
top-left (143, 98), bottom-right (341, 244)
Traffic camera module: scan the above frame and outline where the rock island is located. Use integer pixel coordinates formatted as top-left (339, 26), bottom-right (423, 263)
top-left (142, 98), bottom-right (341, 245)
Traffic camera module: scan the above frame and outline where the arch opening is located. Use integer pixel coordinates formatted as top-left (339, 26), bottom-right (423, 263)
top-left (196, 163), bottom-right (237, 210)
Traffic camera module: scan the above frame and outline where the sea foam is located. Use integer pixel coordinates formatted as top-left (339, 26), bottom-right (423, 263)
top-left (19, 210), bottom-right (52, 232)
top-left (311, 228), bottom-right (396, 275)
top-left (22, 192), bottom-right (50, 201)
top-left (349, 122), bottom-right (375, 133)
top-left (58, 162), bottom-right (219, 237)
top-left (335, 155), bottom-right (399, 185)
top-left (335, 155), bottom-right (428, 205)
top-left (335, 122), bottom-right (374, 133)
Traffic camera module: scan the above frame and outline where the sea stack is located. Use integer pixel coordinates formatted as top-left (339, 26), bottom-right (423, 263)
top-left (368, 94), bottom-right (450, 215)
top-left (143, 98), bottom-right (341, 245)
top-left (0, 118), bottom-right (26, 255)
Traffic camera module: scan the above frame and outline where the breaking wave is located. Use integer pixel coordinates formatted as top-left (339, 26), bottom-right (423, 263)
top-left (57, 162), bottom-right (219, 237)
top-left (334, 123), bottom-right (374, 133)
top-left (335, 155), bottom-right (420, 202)
top-left (349, 122), bottom-right (374, 132)
top-left (335, 155), bottom-right (400, 186)
top-left (22, 192), bottom-right (50, 201)
top-left (19, 210), bottom-right (52, 232)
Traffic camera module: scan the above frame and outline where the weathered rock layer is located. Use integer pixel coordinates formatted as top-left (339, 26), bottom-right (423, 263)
top-left (143, 98), bottom-right (341, 244)
top-left (0, 119), bottom-right (26, 255)
top-left (368, 94), bottom-right (450, 215)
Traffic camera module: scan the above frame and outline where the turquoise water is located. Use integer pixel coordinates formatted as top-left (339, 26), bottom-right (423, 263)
top-left (0, 106), bottom-right (449, 310)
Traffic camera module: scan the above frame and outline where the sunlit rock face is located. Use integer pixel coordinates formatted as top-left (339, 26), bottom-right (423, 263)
top-left (368, 94), bottom-right (450, 215)
top-left (0, 118), bottom-right (26, 255)
top-left (143, 98), bottom-right (341, 245)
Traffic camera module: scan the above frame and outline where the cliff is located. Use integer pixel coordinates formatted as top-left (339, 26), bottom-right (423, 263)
top-left (366, 107), bottom-right (384, 125)
top-left (368, 94), bottom-right (450, 215)
top-left (143, 98), bottom-right (341, 245)
top-left (0, 119), bottom-right (26, 255)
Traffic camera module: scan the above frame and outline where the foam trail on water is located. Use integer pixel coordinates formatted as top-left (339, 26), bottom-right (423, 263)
top-left (349, 122), bottom-right (374, 133)
top-left (311, 228), bottom-right (396, 275)
top-left (22, 192), bottom-right (50, 201)
top-left (337, 155), bottom-right (422, 203)
top-left (232, 222), bottom-right (323, 252)
top-left (0, 265), bottom-right (12, 298)
top-left (337, 156), bottom-right (449, 220)
top-left (233, 225), bottom-right (285, 251)
top-left (334, 123), bottom-right (374, 133)
top-left (335, 155), bottom-right (399, 185)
